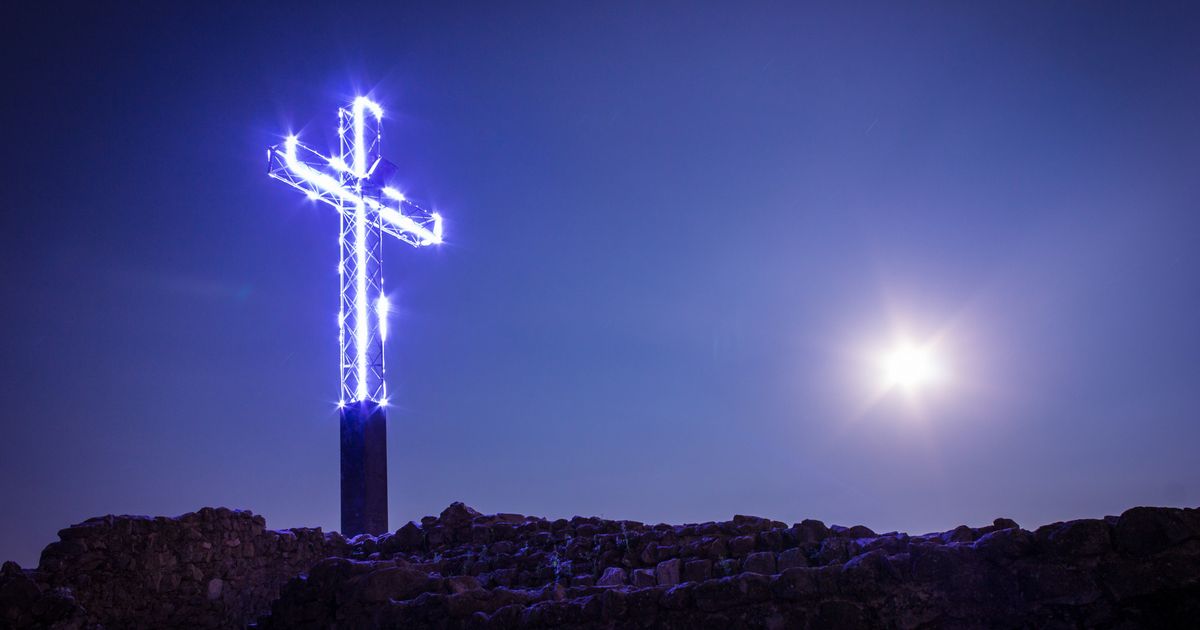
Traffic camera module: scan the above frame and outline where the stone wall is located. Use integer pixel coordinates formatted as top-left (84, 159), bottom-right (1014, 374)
top-left (4, 503), bottom-right (1200, 628)
top-left (4, 508), bottom-right (346, 628)
top-left (257, 504), bottom-right (1200, 629)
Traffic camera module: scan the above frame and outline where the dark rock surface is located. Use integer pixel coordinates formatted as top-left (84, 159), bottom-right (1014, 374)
top-left (2, 507), bottom-right (345, 629)
top-left (3, 502), bottom-right (1200, 628)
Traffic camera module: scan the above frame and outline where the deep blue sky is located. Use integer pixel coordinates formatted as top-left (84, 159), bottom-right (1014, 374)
top-left (2, 2), bottom-right (1199, 566)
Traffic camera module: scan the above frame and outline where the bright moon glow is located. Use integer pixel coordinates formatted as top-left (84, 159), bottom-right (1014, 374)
top-left (880, 342), bottom-right (944, 391)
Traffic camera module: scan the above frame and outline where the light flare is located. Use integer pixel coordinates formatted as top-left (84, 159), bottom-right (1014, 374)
top-left (376, 294), bottom-right (390, 342)
top-left (880, 341), bottom-right (945, 392)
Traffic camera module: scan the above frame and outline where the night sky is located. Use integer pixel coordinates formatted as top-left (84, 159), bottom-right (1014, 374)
top-left (3, 2), bottom-right (1199, 567)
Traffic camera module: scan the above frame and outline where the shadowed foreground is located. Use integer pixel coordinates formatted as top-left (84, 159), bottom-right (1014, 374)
top-left (2, 503), bottom-right (1198, 628)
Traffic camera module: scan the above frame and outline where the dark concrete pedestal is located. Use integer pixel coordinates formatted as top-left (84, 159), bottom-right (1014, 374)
top-left (339, 401), bottom-right (388, 536)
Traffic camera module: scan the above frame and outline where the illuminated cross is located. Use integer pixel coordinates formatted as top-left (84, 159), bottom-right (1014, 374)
top-left (266, 96), bottom-right (444, 536)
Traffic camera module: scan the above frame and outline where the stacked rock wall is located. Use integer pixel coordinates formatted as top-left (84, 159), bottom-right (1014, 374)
top-left (4, 503), bottom-right (1200, 628)
top-left (7, 507), bottom-right (347, 628)
top-left (257, 503), bottom-right (1200, 629)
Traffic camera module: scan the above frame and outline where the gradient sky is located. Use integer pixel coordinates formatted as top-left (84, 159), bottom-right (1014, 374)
top-left (2, 2), bottom-right (1199, 566)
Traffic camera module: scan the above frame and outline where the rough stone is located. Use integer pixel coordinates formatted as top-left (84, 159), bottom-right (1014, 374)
top-left (4, 503), bottom-right (1199, 629)
top-left (845, 525), bottom-right (877, 539)
top-left (743, 551), bottom-right (776, 575)
top-left (795, 519), bottom-right (831, 544)
top-left (1112, 506), bottom-right (1198, 556)
top-left (595, 567), bottom-right (626, 587)
top-left (729, 535), bottom-right (756, 557)
top-left (655, 558), bottom-right (681, 586)
top-left (777, 547), bottom-right (807, 571)
top-left (206, 577), bottom-right (223, 600)
top-left (1041, 519), bottom-right (1112, 557)
top-left (682, 559), bottom-right (712, 583)
top-left (631, 568), bottom-right (656, 588)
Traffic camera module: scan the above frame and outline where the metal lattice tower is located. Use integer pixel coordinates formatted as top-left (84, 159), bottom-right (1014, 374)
top-left (337, 101), bottom-right (386, 404)
top-left (267, 96), bottom-right (442, 405)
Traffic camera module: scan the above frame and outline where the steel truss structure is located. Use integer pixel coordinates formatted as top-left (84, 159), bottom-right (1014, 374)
top-left (267, 96), bottom-right (443, 404)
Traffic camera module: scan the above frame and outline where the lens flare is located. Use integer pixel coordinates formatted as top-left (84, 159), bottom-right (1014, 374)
top-left (880, 342), bottom-right (944, 391)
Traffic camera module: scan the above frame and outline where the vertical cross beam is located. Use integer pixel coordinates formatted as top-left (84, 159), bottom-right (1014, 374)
top-left (337, 99), bottom-right (388, 534)
top-left (338, 99), bottom-right (387, 405)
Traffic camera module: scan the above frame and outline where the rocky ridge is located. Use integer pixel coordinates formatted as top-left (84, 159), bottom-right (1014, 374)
top-left (2, 503), bottom-right (1199, 628)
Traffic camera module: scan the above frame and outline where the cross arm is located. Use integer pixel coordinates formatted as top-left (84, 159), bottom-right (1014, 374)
top-left (267, 136), bottom-right (443, 247)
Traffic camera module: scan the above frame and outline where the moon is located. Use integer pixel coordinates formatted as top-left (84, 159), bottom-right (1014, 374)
top-left (879, 341), bottom-right (945, 392)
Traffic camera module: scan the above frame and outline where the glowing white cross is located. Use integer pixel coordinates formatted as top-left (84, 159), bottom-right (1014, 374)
top-left (267, 96), bottom-right (443, 405)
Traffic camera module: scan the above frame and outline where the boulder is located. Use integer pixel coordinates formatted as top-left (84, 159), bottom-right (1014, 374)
top-left (941, 525), bottom-right (977, 544)
top-left (743, 551), bottom-right (776, 575)
top-left (655, 558), bottom-right (681, 586)
top-left (683, 559), bottom-right (712, 583)
top-left (777, 547), bottom-right (808, 571)
top-left (439, 503), bottom-right (482, 530)
top-left (973, 527), bottom-right (1035, 563)
top-left (845, 525), bottom-right (877, 539)
top-left (596, 567), bottom-right (626, 587)
top-left (631, 568), bottom-right (657, 588)
top-left (1113, 507), bottom-right (1198, 556)
top-left (729, 536), bottom-right (756, 557)
top-left (795, 519), bottom-right (831, 544)
top-left (1040, 519), bottom-right (1111, 557)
